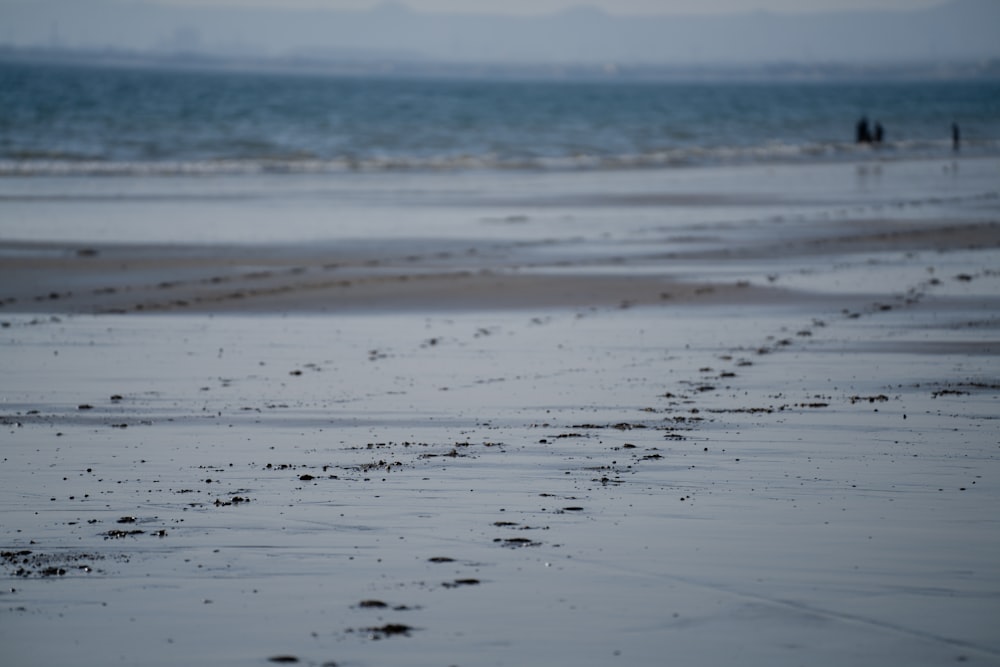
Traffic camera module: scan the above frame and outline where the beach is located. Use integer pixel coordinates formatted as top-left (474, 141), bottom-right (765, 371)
top-left (2, 154), bottom-right (999, 666)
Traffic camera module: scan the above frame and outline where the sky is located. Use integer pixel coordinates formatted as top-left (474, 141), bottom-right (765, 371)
top-left (4, 0), bottom-right (995, 66)
top-left (151, 0), bottom-right (950, 16)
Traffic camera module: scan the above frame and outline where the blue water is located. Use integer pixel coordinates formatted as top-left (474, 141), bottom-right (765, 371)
top-left (1, 60), bottom-right (999, 176)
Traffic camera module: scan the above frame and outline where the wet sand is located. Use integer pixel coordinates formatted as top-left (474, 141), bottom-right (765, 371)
top-left (1, 157), bottom-right (999, 666)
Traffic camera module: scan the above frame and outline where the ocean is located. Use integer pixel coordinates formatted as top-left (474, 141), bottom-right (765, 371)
top-left (2, 60), bottom-right (999, 177)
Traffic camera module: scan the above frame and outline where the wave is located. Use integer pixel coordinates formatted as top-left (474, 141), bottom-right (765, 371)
top-left (0, 139), bottom-right (991, 177)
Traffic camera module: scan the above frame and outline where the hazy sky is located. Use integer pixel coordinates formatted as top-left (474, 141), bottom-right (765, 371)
top-left (149, 0), bottom-right (949, 16)
top-left (6, 0), bottom-right (994, 65)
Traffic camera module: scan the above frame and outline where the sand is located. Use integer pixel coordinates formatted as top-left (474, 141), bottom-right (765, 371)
top-left (1, 156), bottom-right (999, 666)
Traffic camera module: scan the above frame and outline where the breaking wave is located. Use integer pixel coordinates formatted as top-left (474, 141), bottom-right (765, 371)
top-left (1, 139), bottom-right (988, 177)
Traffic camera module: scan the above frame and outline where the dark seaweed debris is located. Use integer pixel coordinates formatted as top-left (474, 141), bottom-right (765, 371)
top-left (214, 496), bottom-right (251, 507)
top-left (494, 537), bottom-right (541, 548)
top-left (357, 599), bottom-right (388, 608)
top-left (103, 529), bottom-right (144, 539)
top-left (364, 623), bottom-right (413, 639)
top-left (1, 549), bottom-right (107, 577)
top-left (356, 599), bottom-right (416, 611)
top-left (849, 394), bottom-right (889, 404)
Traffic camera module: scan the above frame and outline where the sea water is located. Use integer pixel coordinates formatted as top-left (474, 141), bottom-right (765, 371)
top-left (1, 60), bottom-right (999, 246)
top-left (2, 60), bottom-right (999, 176)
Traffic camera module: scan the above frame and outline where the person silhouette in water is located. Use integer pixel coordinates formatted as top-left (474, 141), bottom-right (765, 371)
top-left (856, 117), bottom-right (872, 144)
top-left (952, 123), bottom-right (960, 151)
